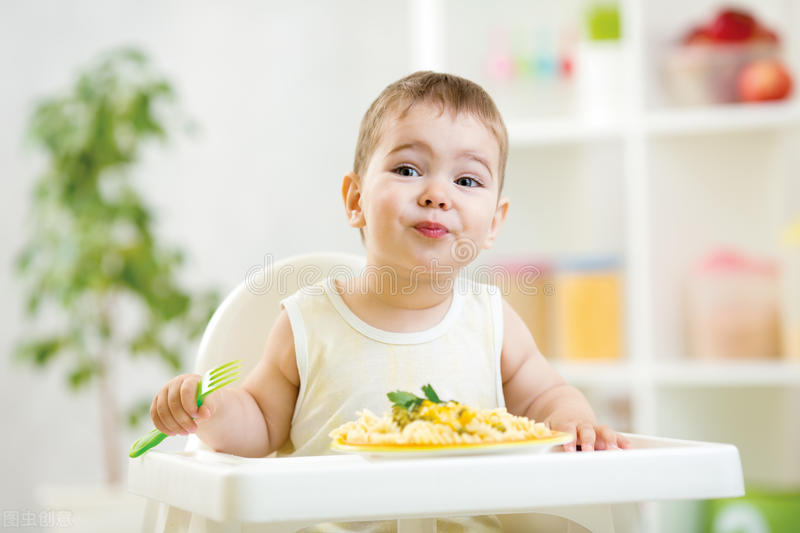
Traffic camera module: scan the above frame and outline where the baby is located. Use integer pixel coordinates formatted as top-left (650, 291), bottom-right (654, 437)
top-left (150, 71), bottom-right (630, 531)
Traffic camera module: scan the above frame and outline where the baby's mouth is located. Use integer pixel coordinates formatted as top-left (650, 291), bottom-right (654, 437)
top-left (414, 222), bottom-right (449, 239)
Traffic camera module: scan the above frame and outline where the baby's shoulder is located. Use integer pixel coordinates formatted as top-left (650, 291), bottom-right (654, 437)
top-left (282, 278), bottom-right (328, 303)
top-left (280, 277), bottom-right (345, 321)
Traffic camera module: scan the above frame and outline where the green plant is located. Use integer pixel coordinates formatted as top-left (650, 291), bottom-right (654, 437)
top-left (14, 47), bottom-right (218, 485)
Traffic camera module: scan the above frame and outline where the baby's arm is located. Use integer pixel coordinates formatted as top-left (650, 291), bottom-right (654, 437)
top-left (500, 299), bottom-right (629, 451)
top-left (150, 309), bottom-right (298, 457)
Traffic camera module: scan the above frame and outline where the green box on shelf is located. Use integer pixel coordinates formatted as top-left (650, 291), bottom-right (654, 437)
top-left (704, 487), bottom-right (800, 533)
top-left (585, 3), bottom-right (621, 41)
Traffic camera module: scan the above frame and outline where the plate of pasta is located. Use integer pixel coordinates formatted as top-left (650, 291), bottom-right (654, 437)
top-left (329, 385), bottom-right (574, 457)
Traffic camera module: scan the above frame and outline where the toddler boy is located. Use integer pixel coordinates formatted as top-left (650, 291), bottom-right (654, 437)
top-left (151, 71), bottom-right (629, 532)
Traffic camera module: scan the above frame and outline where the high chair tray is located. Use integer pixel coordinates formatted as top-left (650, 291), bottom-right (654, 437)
top-left (128, 433), bottom-right (743, 525)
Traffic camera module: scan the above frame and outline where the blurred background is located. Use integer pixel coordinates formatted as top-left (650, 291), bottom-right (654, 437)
top-left (1, 1), bottom-right (799, 532)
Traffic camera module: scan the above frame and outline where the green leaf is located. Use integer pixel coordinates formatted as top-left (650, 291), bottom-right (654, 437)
top-left (183, 290), bottom-right (220, 339)
top-left (15, 246), bottom-right (35, 274)
top-left (116, 47), bottom-right (147, 65)
top-left (387, 390), bottom-right (422, 410)
top-left (158, 290), bottom-right (190, 321)
top-left (14, 338), bottom-right (63, 366)
top-left (157, 344), bottom-right (183, 373)
top-left (421, 384), bottom-right (442, 403)
top-left (125, 398), bottom-right (153, 427)
top-left (68, 360), bottom-right (99, 390)
top-left (130, 327), bottom-right (158, 355)
top-left (388, 385), bottom-right (449, 411)
top-left (24, 293), bottom-right (42, 316)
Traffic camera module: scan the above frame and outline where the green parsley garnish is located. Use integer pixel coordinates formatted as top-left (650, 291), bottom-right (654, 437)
top-left (386, 390), bottom-right (424, 410)
top-left (387, 384), bottom-right (446, 410)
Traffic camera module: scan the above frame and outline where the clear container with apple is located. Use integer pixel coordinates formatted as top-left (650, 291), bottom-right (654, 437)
top-left (686, 250), bottom-right (781, 360)
top-left (661, 8), bottom-right (793, 106)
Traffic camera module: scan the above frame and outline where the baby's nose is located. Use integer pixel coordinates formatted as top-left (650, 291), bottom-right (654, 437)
top-left (423, 198), bottom-right (448, 208)
top-left (418, 183), bottom-right (451, 209)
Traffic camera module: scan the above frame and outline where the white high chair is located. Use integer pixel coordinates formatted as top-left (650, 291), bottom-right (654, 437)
top-left (129, 252), bottom-right (745, 533)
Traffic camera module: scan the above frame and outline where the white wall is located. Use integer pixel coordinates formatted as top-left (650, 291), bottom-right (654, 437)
top-left (0, 0), bottom-right (409, 515)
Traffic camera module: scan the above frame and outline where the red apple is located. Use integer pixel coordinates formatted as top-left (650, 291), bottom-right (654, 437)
top-left (737, 60), bottom-right (793, 101)
top-left (682, 25), bottom-right (715, 45)
top-left (752, 24), bottom-right (780, 43)
top-left (709, 8), bottom-right (757, 42)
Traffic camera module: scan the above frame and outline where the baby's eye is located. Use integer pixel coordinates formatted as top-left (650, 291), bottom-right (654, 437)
top-left (394, 165), bottom-right (420, 177)
top-left (455, 176), bottom-right (482, 188)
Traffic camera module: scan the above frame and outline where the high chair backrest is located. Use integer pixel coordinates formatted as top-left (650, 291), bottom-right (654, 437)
top-left (193, 252), bottom-right (367, 379)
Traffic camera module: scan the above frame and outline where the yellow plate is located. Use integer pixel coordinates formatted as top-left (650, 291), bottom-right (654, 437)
top-left (330, 431), bottom-right (574, 457)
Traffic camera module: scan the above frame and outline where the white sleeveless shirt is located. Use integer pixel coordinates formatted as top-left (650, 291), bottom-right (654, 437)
top-left (277, 276), bottom-right (506, 532)
top-left (278, 276), bottom-right (506, 458)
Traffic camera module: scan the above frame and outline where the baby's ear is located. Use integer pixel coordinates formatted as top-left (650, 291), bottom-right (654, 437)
top-left (342, 172), bottom-right (365, 228)
top-left (483, 197), bottom-right (509, 249)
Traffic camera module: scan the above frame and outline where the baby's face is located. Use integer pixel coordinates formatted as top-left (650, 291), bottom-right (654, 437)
top-left (350, 102), bottom-right (508, 276)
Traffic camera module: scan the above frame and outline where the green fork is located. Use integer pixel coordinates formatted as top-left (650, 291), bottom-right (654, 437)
top-left (129, 359), bottom-right (242, 458)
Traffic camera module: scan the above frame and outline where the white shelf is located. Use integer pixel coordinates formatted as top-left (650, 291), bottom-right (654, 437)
top-left (506, 101), bottom-right (800, 148)
top-left (646, 101), bottom-right (800, 136)
top-left (653, 361), bottom-right (800, 387)
top-left (551, 361), bottom-right (633, 389)
top-left (551, 360), bottom-right (800, 388)
top-left (508, 118), bottom-right (623, 147)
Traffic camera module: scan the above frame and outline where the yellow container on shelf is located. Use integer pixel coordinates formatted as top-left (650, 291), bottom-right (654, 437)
top-left (554, 256), bottom-right (623, 361)
top-left (492, 259), bottom-right (553, 358)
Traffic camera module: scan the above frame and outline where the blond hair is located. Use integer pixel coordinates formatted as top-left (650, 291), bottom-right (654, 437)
top-left (353, 71), bottom-right (508, 190)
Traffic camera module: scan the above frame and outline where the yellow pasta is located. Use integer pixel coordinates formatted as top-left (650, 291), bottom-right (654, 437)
top-left (329, 396), bottom-right (554, 446)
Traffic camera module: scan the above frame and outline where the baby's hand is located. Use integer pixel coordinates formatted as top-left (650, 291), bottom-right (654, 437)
top-left (551, 420), bottom-right (631, 452)
top-left (150, 374), bottom-right (214, 436)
